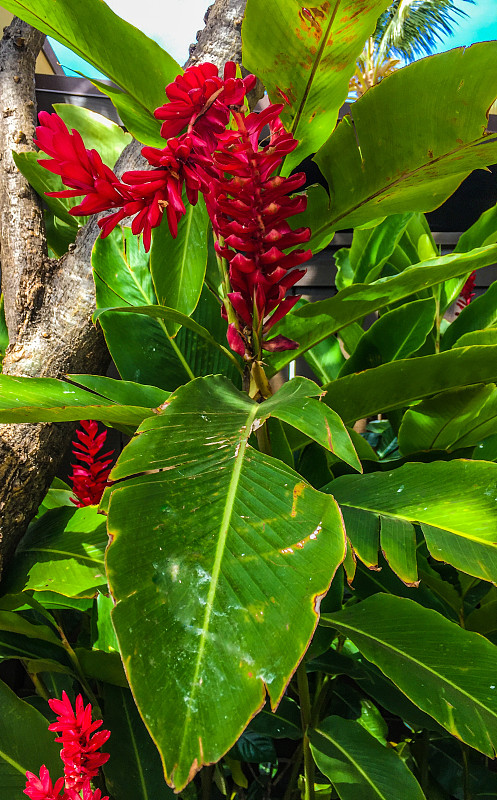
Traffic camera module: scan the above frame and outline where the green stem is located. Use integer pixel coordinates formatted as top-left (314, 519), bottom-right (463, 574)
top-left (297, 662), bottom-right (315, 800)
top-left (168, 334), bottom-right (196, 381)
top-left (461, 744), bottom-right (472, 800)
top-left (23, 665), bottom-right (50, 701)
top-left (55, 617), bottom-right (102, 717)
top-left (434, 284), bottom-right (442, 354)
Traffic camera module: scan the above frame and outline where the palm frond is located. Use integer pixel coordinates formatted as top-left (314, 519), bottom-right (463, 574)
top-left (375, 0), bottom-right (474, 61)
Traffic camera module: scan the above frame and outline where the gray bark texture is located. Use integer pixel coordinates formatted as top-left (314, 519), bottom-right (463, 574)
top-left (0, 2), bottom-right (249, 578)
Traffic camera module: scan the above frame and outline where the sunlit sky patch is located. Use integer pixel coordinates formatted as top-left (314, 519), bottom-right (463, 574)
top-left (47, 0), bottom-right (497, 79)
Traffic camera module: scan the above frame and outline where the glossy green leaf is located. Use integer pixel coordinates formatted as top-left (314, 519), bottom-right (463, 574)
top-left (102, 684), bottom-right (175, 800)
top-left (150, 199), bottom-right (209, 336)
top-left (455, 204), bottom-right (497, 253)
top-left (314, 44), bottom-right (497, 237)
top-left (338, 299), bottom-right (436, 377)
top-left (0, 375), bottom-right (153, 426)
top-left (454, 328), bottom-right (497, 347)
top-left (324, 346), bottom-right (497, 425)
top-left (54, 103), bottom-right (132, 167)
top-left (322, 594), bottom-right (497, 756)
top-left (443, 281), bottom-right (497, 350)
top-left (106, 375), bottom-right (346, 790)
top-left (0, 611), bottom-right (62, 648)
top-left (0, 678), bottom-right (62, 794)
top-left (399, 384), bottom-right (497, 455)
top-left (0, 0), bottom-right (180, 118)
top-left (266, 244), bottom-right (497, 372)
top-left (92, 592), bottom-right (119, 653)
top-left (248, 697), bottom-right (302, 740)
top-left (5, 507), bottom-right (108, 598)
top-left (303, 335), bottom-right (346, 384)
top-left (242, 0), bottom-right (391, 175)
top-left (67, 375), bottom-right (169, 409)
top-left (262, 378), bottom-right (361, 471)
top-left (87, 77), bottom-right (164, 147)
top-left (309, 716), bottom-right (425, 800)
top-left (379, 516), bottom-right (417, 587)
top-left (95, 305), bottom-right (241, 376)
top-left (75, 648), bottom-right (127, 687)
top-left (342, 213), bottom-right (415, 288)
top-left (328, 459), bottom-right (497, 583)
top-left (36, 478), bottom-right (74, 519)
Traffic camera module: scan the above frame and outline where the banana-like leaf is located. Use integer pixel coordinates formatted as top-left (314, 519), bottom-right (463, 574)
top-left (399, 384), bottom-right (497, 455)
top-left (242, 0), bottom-right (391, 174)
top-left (324, 346), bottom-right (497, 425)
top-left (309, 716), bottom-right (425, 800)
top-left (327, 459), bottom-right (497, 583)
top-left (266, 243), bottom-right (497, 372)
top-left (0, 679), bottom-right (62, 794)
top-left (66, 375), bottom-right (168, 408)
top-left (5, 507), bottom-right (108, 598)
top-left (0, 0), bottom-right (180, 125)
top-left (106, 375), bottom-right (346, 790)
top-left (0, 375), bottom-right (153, 426)
top-left (322, 595), bottom-right (497, 757)
top-left (313, 44), bottom-right (497, 239)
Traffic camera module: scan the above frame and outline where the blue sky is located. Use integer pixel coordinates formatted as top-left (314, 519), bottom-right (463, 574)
top-left (48, 0), bottom-right (497, 79)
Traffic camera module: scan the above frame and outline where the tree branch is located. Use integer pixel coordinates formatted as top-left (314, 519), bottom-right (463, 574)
top-left (0, 0), bottom-right (250, 578)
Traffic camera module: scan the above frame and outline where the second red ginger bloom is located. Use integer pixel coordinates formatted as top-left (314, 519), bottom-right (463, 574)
top-left (34, 61), bottom-right (312, 359)
top-left (69, 420), bottom-right (114, 508)
top-left (24, 692), bottom-right (110, 800)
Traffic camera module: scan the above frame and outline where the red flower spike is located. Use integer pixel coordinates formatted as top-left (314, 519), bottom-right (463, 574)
top-left (48, 692), bottom-right (110, 793)
top-left (69, 420), bottom-right (114, 508)
top-left (455, 271), bottom-right (476, 314)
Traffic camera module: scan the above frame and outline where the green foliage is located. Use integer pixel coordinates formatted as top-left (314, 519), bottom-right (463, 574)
top-left (4, 3), bottom-right (497, 800)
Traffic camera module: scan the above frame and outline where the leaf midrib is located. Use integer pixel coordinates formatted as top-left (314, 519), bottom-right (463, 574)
top-left (177, 402), bottom-right (259, 770)
top-left (312, 727), bottom-right (389, 800)
top-left (327, 615), bottom-right (497, 728)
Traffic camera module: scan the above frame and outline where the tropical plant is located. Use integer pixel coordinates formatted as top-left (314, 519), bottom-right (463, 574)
top-left (1, 2), bottom-right (497, 800)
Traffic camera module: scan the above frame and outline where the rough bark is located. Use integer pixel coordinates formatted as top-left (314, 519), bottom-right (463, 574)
top-left (0, 1), bottom-right (250, 578)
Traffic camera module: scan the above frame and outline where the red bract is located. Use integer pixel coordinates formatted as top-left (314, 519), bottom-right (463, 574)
top-left (24, 766), bottom-right (66, 800)
top-left (455, 270), bottom-right (476, 314)
top-left (48, 692), bottom-right (110, 792)
top-left (208, 104), bottom-right (312, 357)
top-left (69, 420), bottom-right (114, 508)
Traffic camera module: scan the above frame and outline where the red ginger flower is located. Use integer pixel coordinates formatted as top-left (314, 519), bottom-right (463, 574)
top-left (48, 692), bottom-right (110, 792)
top-left (455, 271), bottom-right (476, 314)
top-left (69, 420), bottom-right (114, 508)
top-left (208, 104), bottom-right (312, 357)
top-left (24, 694), bottom-right (109, 800)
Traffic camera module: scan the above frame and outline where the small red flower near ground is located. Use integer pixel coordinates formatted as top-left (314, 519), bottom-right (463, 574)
top-left (69, 420), bottom-right (114, 507)
top-left (24, 693), bottom-right (110, 800)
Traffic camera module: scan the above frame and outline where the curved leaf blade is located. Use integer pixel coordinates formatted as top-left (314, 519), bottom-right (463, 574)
top-left (242, 0), bottom-right (391, 174)
top-left (309, 715), bottom-right (425, 800)
top-left (314, 44), bottom-right (497, 238)
top-left (322, 594), bottom-right (497, 756)
top-left (328, 459), bottom-right (497, 582)
top-left (106, 376), bottom-right (346, 790)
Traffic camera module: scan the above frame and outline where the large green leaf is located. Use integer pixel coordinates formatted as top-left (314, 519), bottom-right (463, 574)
top-left (102, 684), bottom-right (175, 800)
top-left (327, 459), bottom-right (497, 583)
top-left (88, 78), bottom-right (165, 148)
top-left (266, 243), bottom-right (497, 371)
top-left (0, 678), bottom-right (62, 794)
top-left (150, 199), bottom-right (209, 336)
top-left (323, 346), bottom-right (497, 425)
top-left (0, 375), bottom-right (154, 426)
top-left (66, 375), bottom-right (168, 409)
top-left (398, 384), bottom-right (497, 455)
top-left (106, 375), bottom-right (346, 790)
top-left (0, 0), bottom-right (180, 122)
top-left (5, 507), bottom-right (108, 598)
top-left (322, 594), bottom-right (497, 757)
top-left (242, 0), bottom-right (391, 174)
top-left (338, 298), bottom-right (436, 377)
top-left (314, 44), bottom-right (497, 237)
top-left (309, 716), bottom-right (425, 800)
